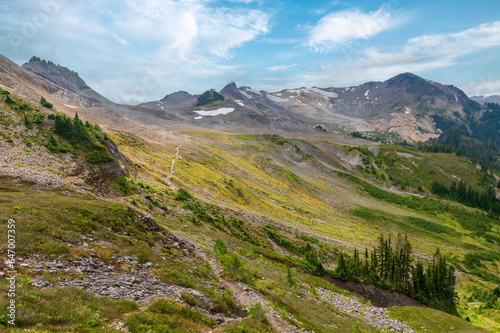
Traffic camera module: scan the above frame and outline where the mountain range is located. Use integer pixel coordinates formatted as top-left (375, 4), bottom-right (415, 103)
top-left (1, 54), bottom-right (499, 333)
top-left (9, 56), bottom-right (487, 143)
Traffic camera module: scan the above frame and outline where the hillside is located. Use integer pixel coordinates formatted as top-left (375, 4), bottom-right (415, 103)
top-left (0, 55), bottom-right (499, 332)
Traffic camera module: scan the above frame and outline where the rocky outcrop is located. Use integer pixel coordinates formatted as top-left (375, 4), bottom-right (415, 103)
top-left (315, 287), bottom-right (415, 333)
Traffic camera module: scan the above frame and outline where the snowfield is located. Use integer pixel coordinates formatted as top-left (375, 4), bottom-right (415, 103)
top-left (267, 94), bottom-right (289, 103)
top-left (309, 87), bottom-right (338, 98)
top-left (194, 107), bottom-right (235, 116)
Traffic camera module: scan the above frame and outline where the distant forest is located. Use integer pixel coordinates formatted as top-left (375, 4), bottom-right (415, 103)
top-left (431, 102), bottom-right (500, 170)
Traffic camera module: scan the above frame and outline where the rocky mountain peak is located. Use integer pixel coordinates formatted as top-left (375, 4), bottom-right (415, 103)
top-left (22, 56), bottom-right (89, 93)
top-left (385, 72), bottom-right (442, 94)
top-left (220, 81), bottom-right (245, 100)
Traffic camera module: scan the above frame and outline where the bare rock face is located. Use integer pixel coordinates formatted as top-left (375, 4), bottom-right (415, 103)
top-left (21, 57), bottom-right (115, 108)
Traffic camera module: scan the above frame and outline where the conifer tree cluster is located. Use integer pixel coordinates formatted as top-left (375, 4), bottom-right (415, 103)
top-left (333, 233), bottom-right (456, 313)
top-left (431, 179), bottom-right (499, 216)
top-left (52, 113), bottom-right (113, 164)
top-left (195, 89), bottom-right (224, 106)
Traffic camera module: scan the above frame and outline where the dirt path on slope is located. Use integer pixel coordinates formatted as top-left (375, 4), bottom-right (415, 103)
top-left (172, 233), bottom-right (298, 333)
top-left (170, 146), bottom-right (182, 176)
top-left (166, 145), bottom-right (182, 189)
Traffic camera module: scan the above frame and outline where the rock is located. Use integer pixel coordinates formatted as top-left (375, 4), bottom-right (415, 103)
top-left (139, 215), bottom-right (161, 231)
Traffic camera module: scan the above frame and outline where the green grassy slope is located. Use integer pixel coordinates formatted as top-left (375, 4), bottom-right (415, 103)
top-left (1, 97), bottom-right (499, 332)
top-left (108, 129), bottom-right (500, 331)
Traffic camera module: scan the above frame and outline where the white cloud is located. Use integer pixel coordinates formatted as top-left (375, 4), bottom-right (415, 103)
top-left (0, 0), bottom-right (271, 103)
top-left (462, 75), bottom-right (500, 97)
top-left (365, 21), bottom-right (500, 67)
top-left (306, 6), bottom-right (404, 52)
top-left (300, 21), bottom-right (500, 87)
top-left (266, 64), bottom-right (296, 72)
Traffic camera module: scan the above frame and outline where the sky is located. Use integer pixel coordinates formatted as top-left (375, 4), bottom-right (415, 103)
top-left (1, 0), bottom-right (500, 104)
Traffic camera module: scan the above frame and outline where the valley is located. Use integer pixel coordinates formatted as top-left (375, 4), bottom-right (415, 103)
top-left (0, 55), bottom-right (499, 333)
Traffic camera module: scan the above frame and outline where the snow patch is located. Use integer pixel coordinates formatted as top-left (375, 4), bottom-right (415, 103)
top-left (194, 107), bottom-right (235, 116)
top-left (235, 100), bottom-right (245, 107)
top-left (64, 104), bottom-right (78, 109)
top-left (240, 90), bottom-right (252, 99)
top-left (161, 107), bottom-right (164, 109)
top-left (309, 87), bottom-right (338, 98)
top-left (267, 93), bottom-right (289, 103)
top-left (242, 87), bottom-right (261, 95)
top-left (194, 116), bottom-right (202, 120)
top-left (454, 95), bottom-right (458, 102)
top-left (364, 90), bottom-right (370, 96)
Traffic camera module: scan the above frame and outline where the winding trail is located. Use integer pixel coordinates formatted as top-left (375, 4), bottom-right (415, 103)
top-left (170, 145), bottom-right (182, 176)
top-left (166, 145), bottom-right (182, 189)
top-left (173, 233), bottom-right (298, 333)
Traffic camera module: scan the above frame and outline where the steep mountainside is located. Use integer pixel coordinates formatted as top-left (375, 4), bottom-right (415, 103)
top-left (1, 54), bottom-right (499, 332)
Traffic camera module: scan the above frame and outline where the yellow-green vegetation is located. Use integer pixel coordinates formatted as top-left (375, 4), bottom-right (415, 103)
top-left (105, 129), bottom-right (500, 331)
top-left (124, 299), bottom-right (215, 332)
top-left (388, 306), bottom-right (489, 332)
top-left (0, 176), bottom-right (391, 332)
top-left (3, 111), bottom-right (500, 332)
top-left (0, 281), bottom-right (137, 331)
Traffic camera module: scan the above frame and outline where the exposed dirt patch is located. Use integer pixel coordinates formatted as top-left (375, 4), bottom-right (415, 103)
top-left (324, 275), bottom-right (422, 308)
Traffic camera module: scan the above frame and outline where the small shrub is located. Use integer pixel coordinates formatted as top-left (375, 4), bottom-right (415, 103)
top-left (174, 188), bottom-right (193, 201)
top-left (57, 145), bottom-right (70, 153)
top-left (214, 238), bottom-right (228, 256)
top-left (222, 254), bottom-right (245, 280)
top-left (111, 176), bottom-right (133, 196)
top-left (136, 249), bottom-right (152, 264)
top-left (4, 95), bottom-right (14, 104)
top-left (86, 316), bottom-right (100, 327)
top-left (248, 302), bottom-right (268, 324)
top-left (39, 96), bottom-right (53, 108)
top-left (180, 291), bottom-right (198, 307)
top-left (43, 242), bottom-right (70, 256)
top-left (33, 113), bottom-right (45, 124)
top-left (283, 266), bottom-right (295, 287)
top-left (23, 115), bottom-right (32, 129)
top-left (85, 150), bottom-right (113, 164)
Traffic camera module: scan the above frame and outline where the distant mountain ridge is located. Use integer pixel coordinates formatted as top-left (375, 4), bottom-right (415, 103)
top-left (471, 95), bottom-right (500, 105)
top-left (5, 54), bottom-right (491, 142)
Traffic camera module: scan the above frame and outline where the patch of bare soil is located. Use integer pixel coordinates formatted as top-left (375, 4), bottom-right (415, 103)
top-left (324, 275), bottom-right (422, 308)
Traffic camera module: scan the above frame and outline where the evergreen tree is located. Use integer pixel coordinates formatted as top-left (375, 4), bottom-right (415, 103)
top-left (4, 95), bottom-right (14, 104)
top-left (284, 266), bottom-right (295, 287)
top-left (23, 114), bottom-right (32, 129)
top-left (334, 252), bottom-right (350, 281)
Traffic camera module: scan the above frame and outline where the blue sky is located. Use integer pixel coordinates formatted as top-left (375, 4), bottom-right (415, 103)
top-left (1, 0), bottom-right (500, 104)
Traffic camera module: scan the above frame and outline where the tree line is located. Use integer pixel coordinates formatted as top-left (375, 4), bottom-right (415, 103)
top-left (332, 233), bottom-right (456, 313)
top-left (431, 179), bottom-right (500, 216)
